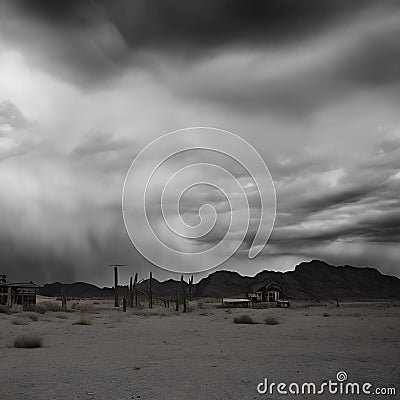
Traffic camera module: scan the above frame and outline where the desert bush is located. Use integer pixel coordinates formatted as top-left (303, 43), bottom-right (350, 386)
top-left (26, 305), bottom-right (46, 314)
top-left (24, 313), bottom-right (39, 321)
top-left (132, 310), bottom-right (167, 317)
top-left (40, 302), bottom-right (63, 312)
top-left (264, 317), bottom-right (279, 325)
top-left (40, 302), bottom-right (69, 312)
top-left (0, 305), bottom-right (10, 314)
top-left (11, 318), bottom-right (28, 325)
top-left (14, 335), bottom-right (43, 348)
top-left (0, 305), bottom-right (7, 313)
top-left (73, 304), bottom-right (98, 314)
top-left (323, 312), bottom-right (330, 317)
top-left (233, 315), bottom-right (256, 324)
top-left (73, 314), bottom-right (93, 325)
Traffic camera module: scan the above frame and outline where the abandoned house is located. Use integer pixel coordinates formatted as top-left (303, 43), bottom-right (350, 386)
top-left (0, 275), bottom-right (40, 307)
top-left (248, 282), bottom-right (287, 303)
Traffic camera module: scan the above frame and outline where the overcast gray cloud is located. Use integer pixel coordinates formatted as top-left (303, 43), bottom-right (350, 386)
top-left (0, 0), bottom-right (399, 285)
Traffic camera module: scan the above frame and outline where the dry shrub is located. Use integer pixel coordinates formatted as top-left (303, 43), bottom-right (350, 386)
top-left (11, 318), bottom-right (28, 325)
top-left (24, 313), bottom-right (39, 321)
top-left (323, 312), bottom-right (330, 317)
top-left (14, 335), bottom-right (43, 348)
top-left (132, 310), bottom-right (167, 317)
top-left (37, 302), bottom-right (74, 313)
top-left (73, 314), bottom-right (93, 325)
top-left (72, 303), bottom-right (98, 314)
top-left (224, 309), bottom-right (232, 314)
top-left (39, 302), bottom-right (65, 312)
top-left (264, 316), bottom-right (279, 325)
top-left (26, 305), bottom-right (46, 314)
top-left (0, 305), bottom-right (10, 314)
top-left (56, 314), bottom-right (68, 319)
top-left (233, 315), bottom-right (256, 324)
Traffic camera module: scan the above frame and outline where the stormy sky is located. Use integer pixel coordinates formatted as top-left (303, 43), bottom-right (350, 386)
top-left (0, 0), bottom-right (399, 285)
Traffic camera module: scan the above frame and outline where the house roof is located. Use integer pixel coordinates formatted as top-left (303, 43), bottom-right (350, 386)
top-left (251, 281), bottom-right (284, 293)
top-left (0, 281), bottom-right (41, 289)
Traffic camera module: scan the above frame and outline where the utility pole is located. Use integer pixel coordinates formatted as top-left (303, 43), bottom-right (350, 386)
top-left (109, 264), bottom-right (127, 307)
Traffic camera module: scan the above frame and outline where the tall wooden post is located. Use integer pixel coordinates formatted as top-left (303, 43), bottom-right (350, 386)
top-left (149, 271), bottom-right (153, 309)
top-left (134, 273), bottom-right (138, 307)
top-left (129, 276), bottom-right (133, 308)
top-left (189, 275), bottom-right (193, 301)
top-left (175, 291), bottom-right (179, 311)
top-left (114, 266), bottom-right (119, 307)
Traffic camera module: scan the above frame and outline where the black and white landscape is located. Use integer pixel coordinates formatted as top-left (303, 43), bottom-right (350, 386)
top-left (0, 2), bottom-right (399, 400)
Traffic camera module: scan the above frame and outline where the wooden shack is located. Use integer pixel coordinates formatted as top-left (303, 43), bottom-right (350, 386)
top-left (0, 275), bottom-right (40, 308)
top-left (248, 281), bottom-right (287, 303)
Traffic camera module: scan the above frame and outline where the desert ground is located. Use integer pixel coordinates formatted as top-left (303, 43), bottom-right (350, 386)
top-left (0, 297), bottom-right (399, 400)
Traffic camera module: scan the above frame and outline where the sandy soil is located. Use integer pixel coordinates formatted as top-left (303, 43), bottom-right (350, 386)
top-left (0, 298), bottom-right (399, 400)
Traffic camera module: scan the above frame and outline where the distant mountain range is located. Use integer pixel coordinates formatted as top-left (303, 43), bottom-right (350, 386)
top-left (39, 260), bottom-right (400, 301)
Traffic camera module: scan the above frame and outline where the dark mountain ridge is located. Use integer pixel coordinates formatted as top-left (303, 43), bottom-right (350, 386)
top-left (39, 260), bottom-right (400, 300)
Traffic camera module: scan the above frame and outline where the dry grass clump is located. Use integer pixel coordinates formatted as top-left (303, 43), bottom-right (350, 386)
top-left (56, 314), bottom-right (69, 319)
top-left (14, 335), bottom-right (43, 348)
top-left (71, 303), bottom-right (99, 314)
top-left (39, 302), bottom-right (65, 312)
top-left (132, 309), bottom-right (167, 317)
top-left (11, 318), bottom-right (28, 325)
top-left (264, 316), bottom-right (279, 325)
top-left (224, 309), bottom-right (232, 314)
top-left (73, 313), bottom-right (93, 325)
top-left (233, 315), bottom-right (257, 324)
top-left (26, 305), bottom-right (46, 314)
top-left (323, 312), bottom-right (330, 317)
top-left (23, 312), bottom-right (39, 321)
top-left (30, 302), bottom-right (74, 313)
top-left (0, 305), bottom-right (10, 314)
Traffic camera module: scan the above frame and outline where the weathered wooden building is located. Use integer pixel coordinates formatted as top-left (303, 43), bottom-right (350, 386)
top-left (0, 275), bottom-right (40, 307)
top-left (248, 281), bottom-right (287, 303)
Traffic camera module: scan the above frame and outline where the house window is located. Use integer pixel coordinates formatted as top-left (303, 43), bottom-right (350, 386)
top-left (268, 291), bottom-right (279, 302)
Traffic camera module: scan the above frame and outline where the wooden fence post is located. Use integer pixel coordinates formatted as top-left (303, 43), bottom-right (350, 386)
top-left (129, 276), bottom-right (133, 308)
top-left (114, 266), bottom-right (119, 307)
top-left (175, 291), bottom-right (179, 311)
top-left (183, 290), bottom-right (187, 313)
top-left (133, 273), bottom-right (138, 307)
top-left (149, 272), bottom-right (153, 309)
top-left (189, 275), bottom-right (193, 301)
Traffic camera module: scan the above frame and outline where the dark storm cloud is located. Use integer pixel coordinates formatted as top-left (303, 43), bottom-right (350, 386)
top-left (1, 2), bottom-right (399, 283)
top-left (14, 0), bottom-right (377, 47)
top-left (3, 0), bottom-right (399, 91)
